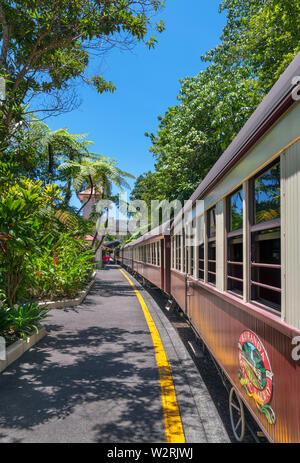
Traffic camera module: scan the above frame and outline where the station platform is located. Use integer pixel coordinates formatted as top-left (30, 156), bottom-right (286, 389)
top-left (0, 265), bottom-right (229, 443)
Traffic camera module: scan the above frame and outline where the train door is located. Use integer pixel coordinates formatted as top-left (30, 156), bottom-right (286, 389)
top-left (164, 236), bottom-right (171, 294)
top-left (186, 220), bottom-right (196, 319)
top-left (160, 239), bottom-right (165, 291)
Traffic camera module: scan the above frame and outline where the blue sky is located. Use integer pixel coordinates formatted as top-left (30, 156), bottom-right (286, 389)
top-left (47, 1), bottom-right (226, 208)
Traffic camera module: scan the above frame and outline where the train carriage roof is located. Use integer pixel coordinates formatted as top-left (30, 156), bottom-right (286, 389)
top-left (122, 220), bottom-right (172, 249)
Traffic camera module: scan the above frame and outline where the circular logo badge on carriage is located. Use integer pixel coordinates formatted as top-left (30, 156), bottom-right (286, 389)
top-left (238, 330), bottom-right (273, 407)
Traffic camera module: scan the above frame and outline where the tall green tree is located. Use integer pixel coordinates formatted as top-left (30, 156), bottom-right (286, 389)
top-left (131, 0), bottom-right (300, 206)
top-left (0, 0), bottom-right (165, 149)
top-left (134, 65), bottom-right (264, 204)
top-left (203, 0), bottom-right (300, 91)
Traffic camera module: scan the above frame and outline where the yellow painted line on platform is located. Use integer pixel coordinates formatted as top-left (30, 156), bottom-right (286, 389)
top-left (119, 269), bottom-right (185, 444)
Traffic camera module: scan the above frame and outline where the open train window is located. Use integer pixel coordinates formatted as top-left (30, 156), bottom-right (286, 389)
top-left (182, 228), bottom-right (186, 273)
top-left (207, 206), bottom-right (216, 285)
top-left (198, 215), bottom-right (204, 280)
top-left (185, 223), bottom-right (194, 276)
top-left (227, 188), bottom-right (243, 296)
top-left (190, 246), bottom-right (194, 276)
top-left (250, 161), bottom-right (281, 312)
top-left (171, 237), bottom-right (174, 269)
top-left (199, 244), bottom-right (204, 280)
top-left (176, 234), bottom-right (181, 270)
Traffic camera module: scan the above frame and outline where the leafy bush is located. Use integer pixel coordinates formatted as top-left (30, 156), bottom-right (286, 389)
top-left (8, 302), bottom-right (49, 341)
top-left (0, 179), bottom-right (63, 305)
top-left (0, 292), bottom-right (49, 343)
top-left (0, 178), bottom-right (95, 305)
top-left (26, 234), bottom-right (95, 301)
top-left (0, 302), bottom-right (13, 336)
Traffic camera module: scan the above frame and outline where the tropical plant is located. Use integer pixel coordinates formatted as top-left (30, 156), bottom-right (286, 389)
top-left (25, 234), bottom-right (95, 301)
top-left (58, 155), bottom-right (135, 214)
top-left (7, 302), bottom-right (49, 341)
top-left (0, 299), bottom-right (12, 336)
top-left (0, 178), bottom-right (62, 304)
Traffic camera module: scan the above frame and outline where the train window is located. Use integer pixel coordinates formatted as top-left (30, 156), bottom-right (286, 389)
top-left (227, 188), bottom-right (243, 296)
top-left (182, 228), bottom-right (186, 273)
top-left (254, 163), bottom-right (280, 225)
top-left (190, 246), bottom-right (194, 276)
top-left (230, 189), bottom-right (243, 231)
top-left (208, 207), bottom-right (216, 238)
top-left (250, 161), bottom-right (281, 312)
top-left (176, 235), bottom-right (181, 270)
top-left (185, 225), bottom-right (194, 276)
top-left (199, 244), bottom-right (204, 280)
top-left (250, 228), bottom-right (281, 311)
top-left (198, 215), bottom-right (204, 280)
top-left (207, 207), bottom-right (216, 285)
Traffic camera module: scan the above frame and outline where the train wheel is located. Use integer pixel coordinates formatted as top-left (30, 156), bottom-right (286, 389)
top-left (229, 387), bottom-right (245, 442)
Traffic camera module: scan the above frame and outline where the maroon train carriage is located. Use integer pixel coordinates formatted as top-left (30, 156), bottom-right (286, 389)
top-left (119, 222), bottom-right (172, 294)
top-left (118, 53), bottom-right (300, 443)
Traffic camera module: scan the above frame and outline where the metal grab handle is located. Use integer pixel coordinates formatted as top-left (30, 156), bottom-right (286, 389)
top-left (187, 279), bottom-right (193, 296)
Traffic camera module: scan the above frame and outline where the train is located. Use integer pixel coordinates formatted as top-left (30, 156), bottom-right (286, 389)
top-left (115, 52), bottom-right (300, 443)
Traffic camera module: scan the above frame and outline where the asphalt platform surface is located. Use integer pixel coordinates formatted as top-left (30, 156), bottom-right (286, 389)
top-left (0, 265), bottom-right (229, 443)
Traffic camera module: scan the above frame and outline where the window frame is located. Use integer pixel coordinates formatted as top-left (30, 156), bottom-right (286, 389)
top-left (248, 161), bottom-right (281, 313)
top-left (207, 206), bottom-right (217, 286)
top-left (226, 187), bottom-right (244, 298)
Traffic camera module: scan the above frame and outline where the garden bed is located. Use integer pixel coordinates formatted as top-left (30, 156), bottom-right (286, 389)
top-left (38, 271), bottom-right (97, 310)
top-left (0, 273), bottom-right (97, 374)
top-left (0, 327), bottom-right (47, 374)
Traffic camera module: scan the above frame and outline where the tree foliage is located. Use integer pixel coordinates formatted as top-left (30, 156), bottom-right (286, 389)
top-left (131, 0), bottom-right (300, 205)
top-left (204, 0), bottom-right (300, 91)
top-left (0, 0), bottom-right (165, 146)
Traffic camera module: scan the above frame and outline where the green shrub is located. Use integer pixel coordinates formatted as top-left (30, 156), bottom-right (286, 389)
top-left (8, 302), bottom-right (49, 341)
top-left (0, 302), bottom-right (13, 337)
top-left (26, 234), bottom-right (95, 301)
top-left (0, 290), bottom-right (49, 343)
top-left (0, 179), bottom-right (63, 305)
